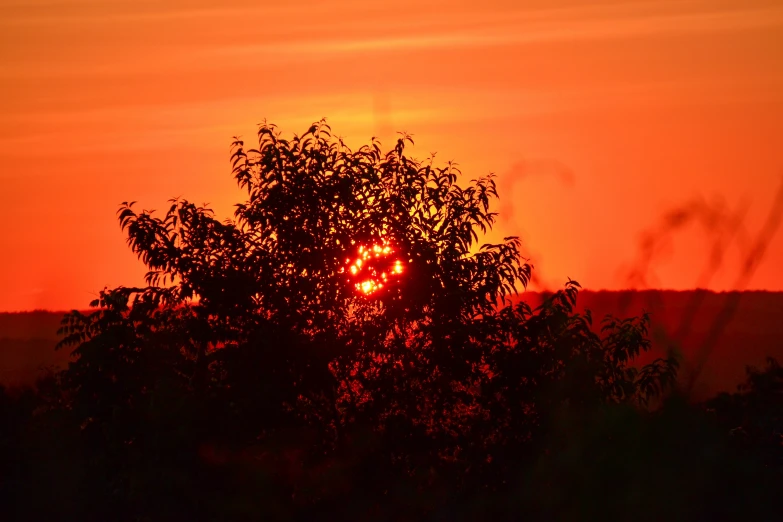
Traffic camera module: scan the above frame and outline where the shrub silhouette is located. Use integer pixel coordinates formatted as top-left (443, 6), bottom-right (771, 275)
top-left (12, 120), bottom-right (700, 520)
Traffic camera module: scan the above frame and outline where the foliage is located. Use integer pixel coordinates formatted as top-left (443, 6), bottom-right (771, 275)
top-left (13, 120), bottom-right (771, 521)
top-left (706, 357), bottom-right (783, 472)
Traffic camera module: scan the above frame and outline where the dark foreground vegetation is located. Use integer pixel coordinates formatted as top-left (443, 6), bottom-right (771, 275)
top-left (1, 122), bottom-right (780, 521)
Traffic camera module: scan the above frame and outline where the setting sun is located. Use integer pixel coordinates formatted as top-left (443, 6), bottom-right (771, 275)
top-left (341, 239), bottom-right (404, 295)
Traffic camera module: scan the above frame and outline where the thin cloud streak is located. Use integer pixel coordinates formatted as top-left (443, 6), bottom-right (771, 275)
top-left (8, 77), bottom-right (773, 158)
top-left (211, 7), bottom-right (783, 57)
top-left (3, 3), bottom-right (782, 79)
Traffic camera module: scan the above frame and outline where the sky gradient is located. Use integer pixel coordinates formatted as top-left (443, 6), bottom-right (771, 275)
top-left (1, 0), bottom-right (782, 311)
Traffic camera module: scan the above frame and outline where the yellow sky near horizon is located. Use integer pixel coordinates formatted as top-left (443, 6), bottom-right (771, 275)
top-left (1, 0), bottom-right (782, 310)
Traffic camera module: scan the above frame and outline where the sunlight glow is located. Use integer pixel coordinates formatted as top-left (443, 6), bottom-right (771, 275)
top-left (344, 238), bottom-right (405, 295)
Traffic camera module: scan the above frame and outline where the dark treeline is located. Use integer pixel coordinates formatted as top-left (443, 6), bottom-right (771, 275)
top-left (4, 290), bottom-right (783, 396)
top-left (1, 122), bottom-right (780, 521)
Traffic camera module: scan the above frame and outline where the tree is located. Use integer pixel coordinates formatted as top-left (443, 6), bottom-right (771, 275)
top-left (58, 119), bottom-right (527, 422)
top-left (54, 120), bottom-right (678, 518)
top-left (706, 357), bottom-right (783, 468)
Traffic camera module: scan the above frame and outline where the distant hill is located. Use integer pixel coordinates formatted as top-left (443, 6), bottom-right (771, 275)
top-left (2, 291), bottom-right (782, 400)
top-left (0, 311), bottom-right (72, 387)
top-left (514, 290), bottom-right (783, 401)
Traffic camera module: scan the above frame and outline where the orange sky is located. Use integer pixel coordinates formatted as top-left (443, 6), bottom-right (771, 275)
top-left (1, 0), bottom-right (782, 311)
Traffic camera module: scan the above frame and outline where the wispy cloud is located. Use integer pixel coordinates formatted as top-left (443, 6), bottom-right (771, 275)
top-left (3, 1), bottom-right (781, 82)
top-left (212, 6), bottom-right (783, 57)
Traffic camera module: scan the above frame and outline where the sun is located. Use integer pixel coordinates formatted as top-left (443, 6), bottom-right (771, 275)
top-left (341, 238), bottom-right (405, 295)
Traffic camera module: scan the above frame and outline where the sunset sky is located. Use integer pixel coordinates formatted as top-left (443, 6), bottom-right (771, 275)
top-left (1, 0), bottom-right (782, 311)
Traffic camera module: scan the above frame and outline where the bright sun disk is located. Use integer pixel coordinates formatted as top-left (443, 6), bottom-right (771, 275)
top-left (344, 238), bottom-right (405, 295)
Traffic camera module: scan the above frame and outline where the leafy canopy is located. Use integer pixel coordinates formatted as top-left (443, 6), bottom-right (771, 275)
top-left (56, 120), bottom-right (678, 494)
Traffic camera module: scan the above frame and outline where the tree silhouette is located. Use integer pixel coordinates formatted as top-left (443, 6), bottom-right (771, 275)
top-left (57, 120), bottom-right (529, 433)
top-left (48, 120), bottom-right (685, 520)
